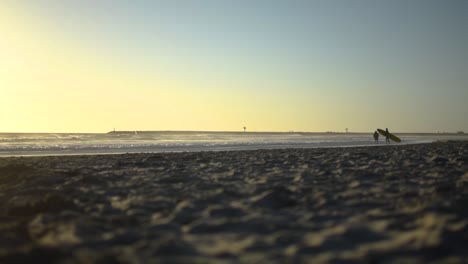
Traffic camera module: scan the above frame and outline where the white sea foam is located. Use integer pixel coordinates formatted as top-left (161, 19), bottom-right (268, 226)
top-left (0, 132), bottom-right (466, 156)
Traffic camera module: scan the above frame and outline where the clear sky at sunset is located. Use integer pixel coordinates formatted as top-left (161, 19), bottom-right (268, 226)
top-left (1, 0), bottom-right (467, 133)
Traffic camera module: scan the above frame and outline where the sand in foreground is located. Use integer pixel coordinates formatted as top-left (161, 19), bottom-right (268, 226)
top-left (0, 142), bottom-right (467, 263)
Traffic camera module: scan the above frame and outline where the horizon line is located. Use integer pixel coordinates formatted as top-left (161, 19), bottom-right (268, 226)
top-left (0, 130), bottom-right (465, 135)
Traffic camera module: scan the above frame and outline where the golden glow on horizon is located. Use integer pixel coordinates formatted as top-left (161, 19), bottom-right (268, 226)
top-left (1, 2), bottom-right (467, 133)
top-left (0, 3), bottom-right (333, 133)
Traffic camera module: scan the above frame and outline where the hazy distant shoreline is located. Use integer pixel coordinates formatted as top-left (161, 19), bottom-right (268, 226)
top-left (107, 130), bottom-right (465, 136)
top-left (0, 131), bottom-right (464, 136)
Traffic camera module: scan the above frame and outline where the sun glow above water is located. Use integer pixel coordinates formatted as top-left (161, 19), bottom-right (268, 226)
top-left (1, 1), bottom-right (467, 133)
top-left (0, 3), bottom-right (329, 133)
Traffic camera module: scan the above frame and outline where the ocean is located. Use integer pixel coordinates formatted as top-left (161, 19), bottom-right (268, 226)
top-left (0, 131), bottom-right (466, 157)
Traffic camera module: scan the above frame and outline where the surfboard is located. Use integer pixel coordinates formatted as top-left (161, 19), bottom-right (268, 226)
top-left (377, 129), bottom-right (401, 143)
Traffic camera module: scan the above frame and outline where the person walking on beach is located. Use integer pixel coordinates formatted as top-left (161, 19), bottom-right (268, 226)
top-left (385, 128), bottom-right (390, 144)
top-left (373, 131), bottom-right (379, 143)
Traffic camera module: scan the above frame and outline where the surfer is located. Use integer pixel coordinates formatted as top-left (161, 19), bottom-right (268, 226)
top-left (373, 131), bottom-right (379, 143)
top-left (385, 128), bottom-right (390, 144)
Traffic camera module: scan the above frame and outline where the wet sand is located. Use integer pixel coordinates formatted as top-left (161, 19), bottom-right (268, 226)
top-left (0, 142), bottom-right (467, 263)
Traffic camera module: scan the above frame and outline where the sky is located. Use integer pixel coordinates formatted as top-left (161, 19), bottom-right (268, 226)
top-left (1, 0), bottom-right (467, 133)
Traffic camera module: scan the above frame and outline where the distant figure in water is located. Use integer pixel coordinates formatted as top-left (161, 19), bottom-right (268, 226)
top-left (373, 131), bottom-right (379, 143)
top-left (385, 128), bottom-right (390, 144)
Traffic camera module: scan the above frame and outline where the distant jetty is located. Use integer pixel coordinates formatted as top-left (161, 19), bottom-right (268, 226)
top-left (106, 130), bottom-right (317, 135)
top-left (107, 130), bottom-right (139, 135)
top-left (106, 130), bottom-right (468, 136)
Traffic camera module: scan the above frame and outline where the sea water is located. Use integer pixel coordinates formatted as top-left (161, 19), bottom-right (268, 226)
top-left (0, 131), bottom-right (466, 157)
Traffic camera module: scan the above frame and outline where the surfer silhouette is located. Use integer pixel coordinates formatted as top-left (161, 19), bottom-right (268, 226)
top-left (373, 131), bottom-right (379, 143)
top-left (385, 128), bottom-right (390, 144)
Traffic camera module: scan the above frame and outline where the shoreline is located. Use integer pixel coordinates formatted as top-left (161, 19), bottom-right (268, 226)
top-left (2, 132), bottom-right (466, 158)
top-left (0, 140), bottom-right (439, 158)
top-left (1, 141), bottom-right (467, 263)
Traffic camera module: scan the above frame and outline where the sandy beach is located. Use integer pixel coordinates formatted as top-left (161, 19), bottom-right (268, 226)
top-left (0, 142), bottom-right (467, 263)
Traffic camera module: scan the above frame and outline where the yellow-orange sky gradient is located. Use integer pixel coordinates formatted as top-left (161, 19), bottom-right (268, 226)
top-left (1, 1), bottom-right (467, 133)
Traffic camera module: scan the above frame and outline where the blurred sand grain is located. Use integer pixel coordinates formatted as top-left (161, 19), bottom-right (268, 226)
top-left (0, 142), bottom-right (467, 263)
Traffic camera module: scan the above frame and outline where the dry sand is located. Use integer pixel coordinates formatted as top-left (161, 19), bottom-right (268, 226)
top-left (0, 142), bottom-right (467, 263)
